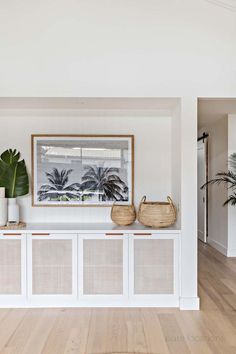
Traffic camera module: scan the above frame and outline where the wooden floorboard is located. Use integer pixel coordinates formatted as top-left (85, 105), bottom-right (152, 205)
top-left (0, 241), bottom-right (236, 354)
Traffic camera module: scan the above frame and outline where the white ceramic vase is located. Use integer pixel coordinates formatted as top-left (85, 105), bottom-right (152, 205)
top-left (8, 198), bottom-right (20, 224)
top-left (0, 198), bottom-right (7, 226)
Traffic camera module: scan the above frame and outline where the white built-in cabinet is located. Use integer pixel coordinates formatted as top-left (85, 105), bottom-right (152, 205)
top-left (0, 226), bottom-right (180, 308)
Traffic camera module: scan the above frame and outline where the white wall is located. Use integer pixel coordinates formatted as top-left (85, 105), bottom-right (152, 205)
top-left (0, 0), bottom-right (214, 308)
top-left (0, 111), bottom-right (172, 223)
top-left (0, 0), bottom-right (236, 97)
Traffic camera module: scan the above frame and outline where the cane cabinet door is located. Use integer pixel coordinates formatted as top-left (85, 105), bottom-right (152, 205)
top-left (0, 233), bottom-right (26, 301)
top-left (28, 233), bottom-right (77, 302)
top-left (129, 233), bottom-right (179, 301)
top-left (79, 233), bottom-right (128, 302)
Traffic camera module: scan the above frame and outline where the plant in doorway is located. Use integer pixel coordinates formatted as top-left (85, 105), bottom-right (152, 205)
top-left (0, 149), bottom-right (29, 224)
top-left (201, 153), bottom-right (236, 206)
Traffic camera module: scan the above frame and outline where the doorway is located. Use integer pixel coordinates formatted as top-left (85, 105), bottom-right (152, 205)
top-left (197, 134), bottom-right (208, 243)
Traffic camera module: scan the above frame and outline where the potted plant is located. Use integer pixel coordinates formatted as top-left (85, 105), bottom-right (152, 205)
top-left (201, 153), bottom-right (236, 205)
top-left (0, 149), bottom-right (29, 223)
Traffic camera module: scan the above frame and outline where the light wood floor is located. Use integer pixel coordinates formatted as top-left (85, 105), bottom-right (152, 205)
top-left (0, 241), bottom-right (236, 354)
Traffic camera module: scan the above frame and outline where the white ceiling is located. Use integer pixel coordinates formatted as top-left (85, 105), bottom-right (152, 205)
top-left (205, 0), bottom-right (236, 11)
top-left (198, 98), bottom-right (236, 129)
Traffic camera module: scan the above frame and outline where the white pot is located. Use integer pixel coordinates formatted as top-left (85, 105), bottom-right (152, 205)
top-left (0, 198), bottom-right (7, 226)
top-left (8, 198), bottom-right (20, 224)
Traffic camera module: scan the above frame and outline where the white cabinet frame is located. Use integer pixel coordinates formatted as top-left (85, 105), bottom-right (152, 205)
top-left (128, 233), bottom-right (180, 307)
top-left (78, 233), bottom-right (129, 306)
top-left (0, 228), bottom-right (181, 308)
top-left (27, 233), bottom-right (77, 307)
top-left (0, 233), bottom-right (27, 307)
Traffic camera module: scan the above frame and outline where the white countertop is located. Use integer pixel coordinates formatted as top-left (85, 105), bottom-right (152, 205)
top-left (0, 222), bottom-right (181, 234)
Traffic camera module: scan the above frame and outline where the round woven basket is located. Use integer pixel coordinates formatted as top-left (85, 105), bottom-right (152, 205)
top-left (111, 204), bottom-right (136, 226)
top-left (138, 196), bottom-right (177, 228)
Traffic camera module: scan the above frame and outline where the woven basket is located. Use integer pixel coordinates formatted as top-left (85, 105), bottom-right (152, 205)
top-left (0, 221), bottom-right (26, 230)
top-left (138, 196), bottom-right (177, 228)
top-left (111, 204), bottom-right (136, 226)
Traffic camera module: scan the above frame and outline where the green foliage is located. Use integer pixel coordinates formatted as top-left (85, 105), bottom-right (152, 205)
top-left (0, 149), bottom-right (29, 198)
top-left (1, 149), bottom-right (20, 165)
top-left (201, 153), bottom-right (236, 206)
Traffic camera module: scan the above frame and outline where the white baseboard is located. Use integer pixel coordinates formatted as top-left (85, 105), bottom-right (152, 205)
top-left (208, 239), bottom-right (228, 256)
top-left (179, 297), bottom-right (200, 310)
top-left (198, 229), bottom-right (205, 242)
top-left (208, 239), bottom-right (236, 257)
top-left (227, 249), bottom-right (236, 257)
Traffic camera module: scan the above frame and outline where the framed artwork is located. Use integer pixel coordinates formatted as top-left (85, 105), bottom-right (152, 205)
top-left (32, 135), bottom-right (134, 206)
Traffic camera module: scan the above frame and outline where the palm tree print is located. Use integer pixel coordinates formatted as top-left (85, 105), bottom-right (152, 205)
top-left (81, 165), bottom-right (128, 202)
top-left (38, 168), bottom-right (80, 201)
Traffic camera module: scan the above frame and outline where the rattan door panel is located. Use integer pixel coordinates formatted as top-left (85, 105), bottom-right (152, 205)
top-left (134, 239), bottom-right (174, 294)
top-left (32, 239), bottom-right (72, 295)
top-left (83, 239), bottom-right (123, 295)
top-left (0, 239), bottom-right (21, 294)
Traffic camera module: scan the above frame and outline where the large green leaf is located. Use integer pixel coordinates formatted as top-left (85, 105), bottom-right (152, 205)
top-left (0, 160), bottom-right (7, 180)
top-left (1, 149), bottom-right (20, 165)
top-left (0, 150), bottom-right (29, 198)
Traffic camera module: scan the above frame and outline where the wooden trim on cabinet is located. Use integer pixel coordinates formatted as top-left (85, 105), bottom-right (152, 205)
top-left (105, 233), bottom-right (124, 236)
top-left (133, 233), bottom-right (152, 236)
top-left (31, 233), bottom-right (51, 236)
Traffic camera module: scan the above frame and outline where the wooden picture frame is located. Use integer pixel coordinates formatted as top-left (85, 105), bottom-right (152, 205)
top-left (32, 134), bottom-right (134, 207)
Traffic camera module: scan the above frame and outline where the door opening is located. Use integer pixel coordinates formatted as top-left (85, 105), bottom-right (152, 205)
top-left (197, 133), bottom-right (208, 243)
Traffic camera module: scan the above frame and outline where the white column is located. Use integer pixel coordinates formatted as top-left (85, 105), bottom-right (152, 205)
top-left (179, 97), bottom-right (200, 310)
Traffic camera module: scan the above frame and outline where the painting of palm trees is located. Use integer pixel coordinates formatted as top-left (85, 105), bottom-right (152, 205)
top-left (32, 135), bottom-right (134, 206)
top-left (81, 166), bottom-right (128, 201)
top-left (38, 168), bottom-right (80, 201)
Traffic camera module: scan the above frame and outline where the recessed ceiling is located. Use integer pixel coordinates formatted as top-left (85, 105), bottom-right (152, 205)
top-left (205, 0), bottom-right (236, 11)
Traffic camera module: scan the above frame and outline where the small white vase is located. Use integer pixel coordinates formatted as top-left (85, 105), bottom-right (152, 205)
top-left (8, 198), bottom-right (20, 224)
top-left (0, 198), bottom-right (7, 226)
